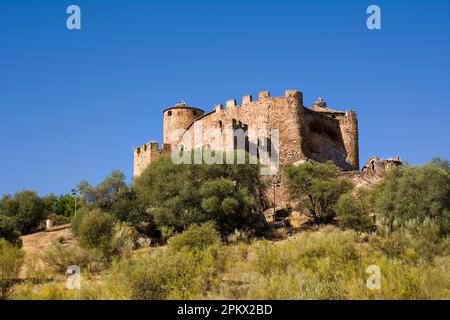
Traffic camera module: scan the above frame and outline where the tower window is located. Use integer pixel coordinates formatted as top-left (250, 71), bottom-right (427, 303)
top-left (168, 111), bottom-right (172, 116)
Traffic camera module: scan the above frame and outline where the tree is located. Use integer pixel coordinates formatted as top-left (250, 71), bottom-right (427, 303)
top-left (336, 190), bottom-right (373, 232)
top-left (0, 215), bottom-right (21, 246)
top-left (78, 170), bottom-right (127, 212)
top-left (134, 156), bottom-right (267, 237)
top-left (0, 191), bottom-right (46, 234)
top-left (284, 161), bottom-right (353, 224)
top-left (372, 161), bottom-right (450, 235)
top-left (78, 209), bottom-right (115, 259)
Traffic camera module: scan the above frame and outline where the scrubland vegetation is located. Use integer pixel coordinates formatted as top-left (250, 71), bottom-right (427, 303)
top-left (0, 156), bottom-right (449, 300)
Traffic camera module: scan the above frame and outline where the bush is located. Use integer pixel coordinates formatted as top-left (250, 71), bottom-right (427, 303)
top-left (0, 239), bottom-right (24, 299)
top-left (78, 210), bottom-right (114, 259)
top-left (284, 161), bottom-right (353, 224)
top-left (227, 229), bottom-right (251, 244)
top-left (372, 163), bottom-right (450, 235)
top-left (134, 156), bottom-right (267, 237)
top-left (40, 242), bottom-right (93, 274)
top-left (336, 191), bottom-right (373, 232)
top-left (168, 222), bottom-right (220, 252)
top-left (0, 190), bottom-right (46, 234)
top-left (111, 222), bottom-right (138, 257)
top-left (369, 218), bottom-right (449, 264)
top-left (70, 207), bottom-right (88, 236)
top-left (0, 215), bottom-right (22, 246)
top-left (47, 213), bottom-right (71, 226)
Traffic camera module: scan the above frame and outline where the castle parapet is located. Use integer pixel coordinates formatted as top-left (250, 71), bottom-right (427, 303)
top-left (133, 141), bottom-right (172, 177)
top-left (242, 95), bottom-right (253, 104)
top-left (258, 91), bottom-right (270, 99)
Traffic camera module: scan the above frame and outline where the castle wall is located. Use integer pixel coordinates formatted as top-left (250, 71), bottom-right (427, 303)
top-left (301, 108), bottom-right (354, 170)
top-left (181, 90), bottom-right (305, 168)
top-left (133, 141), bottom-right (171, 177)
top-left (133, 89), bottom-right (359, 205)
top-left (339, 111), bottom-right (359, 170)
top-left (163, 106), bottom-right (204, 146)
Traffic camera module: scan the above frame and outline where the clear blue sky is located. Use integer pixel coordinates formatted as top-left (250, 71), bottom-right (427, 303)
top-left (1, 0), bottom-right (449, 196)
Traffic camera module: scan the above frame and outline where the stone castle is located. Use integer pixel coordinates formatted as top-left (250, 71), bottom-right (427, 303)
top-left (134, 90), bottom-right (358, 173)
top-left (133, 89), bottom-right (359, 203)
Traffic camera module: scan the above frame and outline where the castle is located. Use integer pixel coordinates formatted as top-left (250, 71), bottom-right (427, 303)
top-left (133, 89), bottom-right (359, 203)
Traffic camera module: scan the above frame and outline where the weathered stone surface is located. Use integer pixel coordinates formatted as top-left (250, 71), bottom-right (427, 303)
top-left (133, 89), bottom-right (360, 205)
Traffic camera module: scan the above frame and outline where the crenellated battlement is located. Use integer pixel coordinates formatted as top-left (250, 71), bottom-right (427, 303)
top-left (133, 141), bottom-right (171, 176)
top-left (133, 88), bottom-right (359, 192)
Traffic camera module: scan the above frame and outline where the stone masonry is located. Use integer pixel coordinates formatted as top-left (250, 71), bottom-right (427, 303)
top-left (133, 89), bottom-right (359, 205)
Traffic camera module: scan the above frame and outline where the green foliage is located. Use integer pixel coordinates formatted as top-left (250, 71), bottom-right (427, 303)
top-left (99, 243), bottom-right (229, 300)
top-left (372, 163), bottom-right (450, 235)
top-left (111, 222), bottom-right (138, 257)
top-left (78, 209), bottom-right (115, 259)
top-left (78, 170), bottom-right (127, 212)
top-left (70, 207), bottom-right (88, 236)
top-left (40, 242), bottom-right (93, 274)
top-left (43, 194), bottom-right (79, 218)
top-left (134, 157), bottom-right (267, 236)
top-left (336, 190), bottom-right (374, 231)
top-left (430, 157), bottom-right (450, 170)
top-left (284, 161), bottom-right (353, 224)
top-left (0, 239), bottom-right (24, 299)
top-left (0, 190), bottom-right (46, 234)
top-left (46, 213), bottom-right (71, 226)
top-left (369, 218), bottom-right (449, 264)
top-left (0, 215), bottom-right (22, 246)
top-left (168, 222), bottom-right (221, 252)
top-left (227, 229), bottom-right (251, 244)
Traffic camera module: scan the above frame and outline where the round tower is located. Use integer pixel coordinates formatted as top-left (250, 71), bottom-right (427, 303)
top-left (163, 101), bottom-right (205, 146)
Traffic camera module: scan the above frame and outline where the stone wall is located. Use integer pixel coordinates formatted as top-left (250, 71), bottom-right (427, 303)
top-left (133, 89), bottom-right (359, 206)
top-left (133, 141), bottom-right (171, 177)
top-left (163, 103), bottom-right (204, 146)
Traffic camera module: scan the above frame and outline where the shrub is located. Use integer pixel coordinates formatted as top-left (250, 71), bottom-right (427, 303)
top-left (134, 156), bottom-right (267, 237)
top-left (284, 161), bottom-right (353, 224)
top-left (40, 242), bottom-right (93, 274)
top-left (70, 207), bottom-right (88, 236)
top-left (106, 248), bottom-right (219, 299)
top-left (0, 215), bottom-right (22, 246)
top-left (227, 229), bottom-right (251, 244)
top-left (47, 213), bottom-right (71, 226)
top-left (369, 218), bottom-right (449, 264)
top-left (111, 222), bottom-right (138, 257)
top-left (0, 190), bottom-right (46, 234)
top-left (168, 221), bottom-right (220, 252)
top-left (336, 191), bottom-right (373, 232)
top-left (78, 210), bottom-right (114, 259)
top-left (371, 163), bottom-right (450, 235)
top-left (0, 238), bottom-right (24, 299)
top-left (23, 254), bottom-right (48, 284)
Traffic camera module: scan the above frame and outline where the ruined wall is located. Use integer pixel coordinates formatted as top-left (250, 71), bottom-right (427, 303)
top-left (310, 105), bottom-right (359, 170)
top-left (301, 108), bottom-right (353, 170)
